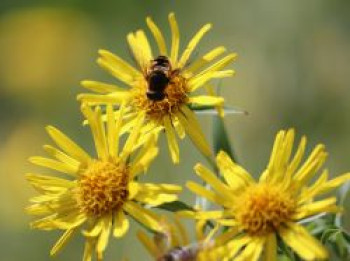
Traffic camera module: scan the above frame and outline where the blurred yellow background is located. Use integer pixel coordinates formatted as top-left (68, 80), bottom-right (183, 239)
top-left (0, 0), bottom-right (349, 260)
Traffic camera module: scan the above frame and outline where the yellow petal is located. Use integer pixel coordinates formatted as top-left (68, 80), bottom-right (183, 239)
top-left (294, 197), bottom-right (339, 220)
top-left (177, 108), bottom-right (212, 158)
top-left (123, 201), bottom-right (162, 232)
top-left (294, 144), bottom-right (327, 186)
top-left (320, 172), bottom-right (350, 194)
top-left (98, 49), bottom-right (139, 85)
top-left (130, 134), bottom-right (159, 176)
top-left (186, 181), bottom-right (229, 207)
top-left (113, 210), bottom-right (129, 238)
top-left (146, 16), bottom-right (167, 55)
top-left (80, 80), bottom-right (125, 94)
top-left (83, 239), bottom-right (94, 261)
top-left (77, 92), bottom-right (130, 105)
top-left (216, 150), bottom-right (253, 189)
top-left (287, 136), bottom-right (307, 175)
top-left (235, 237), bottom-right (264, 261)
top-left (137, 230), bottom-right (160, 258)
top-left (189, 53), bottom-right (237, 91)
top-left (81, 105), bottom-right (108, 160)
top-left (29, 157), bottom-right (78, 176)
top-left (185, 46), bottom-right (226, 74)
top-left (178, 23), bottom-right (212, 68)
top-left (96, 215), bottom-right (112, 261)
top-left (194, 163), bottom-right (233, 199)
top-left (164, 115), bottom-right (180, 164)
top-left (263, 233), bottom-right (277, 261)
top-left (189, 96), bottom-right (224, 106)
top-left (279, 223), bottom-right (328, 260)
top-left (26, 173), bottom-right (74, 188)
top-left (168, 13), bottom-right (180, 65)
top-left (46, 125), bottom-right (91, 164)
top-left (43, 145), bottom-right (80, 169)
top-left (127, 31), bottom-right (152, 70)
top-left (50, 229), bottom-right (76, 256)
top-left (121, 112), bottom-right (145, 159)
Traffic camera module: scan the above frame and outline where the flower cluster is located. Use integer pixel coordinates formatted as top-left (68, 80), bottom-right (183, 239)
top-left (25, 12), bottom-right (350, 261)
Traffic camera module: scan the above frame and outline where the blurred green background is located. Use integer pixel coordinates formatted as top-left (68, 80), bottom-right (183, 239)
top-left (0, 0), bottom-right (349, 260)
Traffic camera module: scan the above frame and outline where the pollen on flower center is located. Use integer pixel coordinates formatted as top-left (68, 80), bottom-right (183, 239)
top-left (131, 71), bottom-right (188, 120)
top-left (235, 183), bottom-right (296, 235)
top-left (76, 160), bottom-right (129, 216)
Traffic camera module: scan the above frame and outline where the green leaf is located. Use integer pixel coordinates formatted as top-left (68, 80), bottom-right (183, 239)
top-left (155, 201), bottom-right (194, 212)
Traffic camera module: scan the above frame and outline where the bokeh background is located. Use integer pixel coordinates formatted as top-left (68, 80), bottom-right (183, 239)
top-left (0, 0), bottom-right (349, 260)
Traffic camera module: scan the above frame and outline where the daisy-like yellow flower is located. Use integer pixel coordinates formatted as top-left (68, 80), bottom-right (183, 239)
top-left (26, 104), bottom-right (182, 261)
top-left (181, 129), bottom-right (350, 261)
top-left (78, 12), bottom-right (237, 163)
top-left (137, 216), bottom-right (218, 261)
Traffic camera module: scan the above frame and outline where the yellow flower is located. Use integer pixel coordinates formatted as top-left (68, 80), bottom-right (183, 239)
top-left (26, 104), bottom-right (182, 261)
top-left (181, 129), bottom-right (350, 261)
top-left (137, 216), bottom-right (218, 261)
top-left (78, 12), bottom-right (237, 163)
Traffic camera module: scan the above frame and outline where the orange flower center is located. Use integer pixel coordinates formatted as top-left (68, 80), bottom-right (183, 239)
top-left (235, 183), bottom-right (296, 235)
top-left (76, 160), bottom-right (129, 216)
top-left (131, 74), bottom-right (188, 120)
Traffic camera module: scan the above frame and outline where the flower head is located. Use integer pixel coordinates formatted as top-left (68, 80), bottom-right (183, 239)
top-left (26, 104), bottom-right (182, 261)
top-left (78, 12), bottom-right (237, 163)
top-left (181, 129), bottom-right (350, 261)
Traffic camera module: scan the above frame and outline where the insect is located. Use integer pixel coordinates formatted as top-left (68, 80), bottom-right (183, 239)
top-left (146, 55), bottom-right (179, 101)
top-left (157, 246), bottom-right (197, 261)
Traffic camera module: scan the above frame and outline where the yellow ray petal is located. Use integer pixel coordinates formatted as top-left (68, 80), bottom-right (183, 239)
top-left (127, 30), bottom-right (152, 71)
top-left (293, 197), bottom-right (339, 220)
top-left (235, 237), bottom-right (264, 261)
top-left (294, 144), bottom-right (327, 186)
top-left (189, 96), bottom-right (224, 106)
top-left (113, 210), bottom-right (129, 238)
top-left (184, 46), bottom-right (226, 74)
top-left (96, 215), bottom-right (112, 261)
top-left (77, 92), bottom-right (130, 105)
top-left (189, 53), bottom-right (237, 91)
top-left (279, 223), bottom-right (328, 260)
top-left (164, 115), bottom-right (180, 164)
top-left (319, 172), bottom-right (350, 195)
top-left (26, 173), bottom-right (74, 188)
top-left (135, 193), bottom-right (179, 206)
top-left (50, 228), bottom-right (76, 256)
top-left (168, 13), bottom-right (180, 65)
top-left (130, 134), bottom-right (159, 176)
top-left (287, 136), bottom-right (307, 175)
top-left (123, 201), bottom-right (162, 232)
top-left (83, 239), bottom-right (94, 261)
top-left (121, 112), bottom-right (145, 159)
top-left (81, 105), bottom-right (108, 160)
top-left (46, 125), bottom-right (91, 164)
top-left (186, 181), bottom-right (230, 207)
top-left (263, 233), bottom-right (277, 261)
top-left (43, 145), bottom-right (80, 169)
top-left (98, 49), bottom-right (140, 85)
top-left (80, 80), bottom-right (125, 94)
top-left (137, 230), bottom-right (160, 258)
top-left (29, 157), bottom-right (78, 176)
top-left (146, 16), bottom-right (167, 55)
top-left (216, 150), bottom-right (253, 189)
top-left (177, 108), bottom-right (212, 158)
top-left (178, 23), bottom-right (212, 68)
top-left (194, 163), bottom-right (233, 199)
